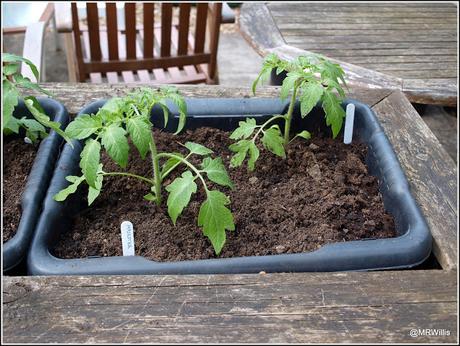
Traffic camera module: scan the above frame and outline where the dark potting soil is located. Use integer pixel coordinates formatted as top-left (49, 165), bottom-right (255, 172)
top-left (52, 127), bottom-right (396, 261)
top-left (3, 137), bottom-right (38, 243)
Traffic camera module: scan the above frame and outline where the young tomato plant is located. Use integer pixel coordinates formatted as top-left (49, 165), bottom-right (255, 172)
top-left (53, 87), bottom-right (235, 255)
top-left (2, 53), bottom-right (70, 143)
top-left (229, 53), bottom-right (347, 171)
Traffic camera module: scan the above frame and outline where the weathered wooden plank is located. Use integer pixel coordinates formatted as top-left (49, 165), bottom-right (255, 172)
top-left (420, 105), bottom-right (457, 162)
top-left (297, 45), bottom-right (457, 54)
top-left (239, 2), bottom-right (286, 56)
top-left (239, 2), bottom-right (458, 106)
top-left (271, 4), bottom-right (457, 11)
top-left (386, 70), bottom-right (457, 79)
top-left (269, 12), bottom-right (457, 21)
top-left (30, 83), bottom-right (392, 116)
top-left (329, 55), bottom-right (458, 65)
top-left (3, 271), bottom-right (457, 343)
top-left (403, 79), bottom-right (457, 107)
top-left (372, 91), bottom-right (457, 269)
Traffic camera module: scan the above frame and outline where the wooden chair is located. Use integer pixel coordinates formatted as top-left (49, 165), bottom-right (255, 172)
top-left (56, 2), bottom-right (223, 84)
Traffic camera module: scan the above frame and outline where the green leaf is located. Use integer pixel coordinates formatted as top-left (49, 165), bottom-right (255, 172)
top-left (3, 63), bottom-right (19, 76)
top-left (158, 101), bottom-right (170, 128)
top-left (229, 118), bottom-right (257, 140)
top-left (14, 74), bottom-right (51, 96)
top-left (296, 130), bottom-right (311, 140)
top-left (23, 97), bottom-right (73, 145)
top-left (201, 157), bottom-right (234, 189)
top-left (247, 141), bottom-right (260, 171)
top-left (2, 79), bottom-right (19, 130)
top-left (4, 116), bottom-right (20, 134)
top-left (65, 114), bottom-right (101, 140)
top-left (2, 53), bottom-right (40, 81)
top-left (19, 118), bottom-right (46, 134)
top-left (165, 171), bottom-right (197, 224)
top-left (184, 141), bottom-right (213, 156)
top-left (262, 125), bottom-right (286, 158)
top-left (80, 138), bottom-right (101, 188)
top-left (252, 65), bottom-right (271, 95)
top-left (101, 124), bottom-right (129, 168)
top-left (280, 72), bottom-right (300, 100)
top-left (299, 82), bottom-right (323, 117)
top-left (88, 172), bottom-right (104, 206)
top-left (163, 88), bottom-right (187, 134)
top-left (143, 193), bottom-right (156, 201)
top-left (54, 176), bottom-right (85, 201)
top-left (198, 190), bottom-right (235, 255)
top-left (229, 139), bottom-right (251, 168)
top-left (322, 91), bottom-right (346, 139)
top-left (160, 152), bottom-right (184, 178)
top-left (127, 116), bottom-right (152, 159)
top-left (101, 97), bottom-right (124, 115)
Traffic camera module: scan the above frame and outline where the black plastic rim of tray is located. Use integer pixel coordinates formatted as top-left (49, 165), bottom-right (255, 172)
top-left (27, 98), bottom-right (432, 275)
top-left (3, 98), bottom-right (69, 272)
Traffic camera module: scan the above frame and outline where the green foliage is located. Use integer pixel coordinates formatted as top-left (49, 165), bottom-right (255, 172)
top-left (198, 190), bottom-right (235, 255)
top-left (2, 53), bottom-right (71, 144)
top-left (54, 87), bottom-right (235, 255)
top-left (230, 53), bottom-right (347, 170)
top-left (165, 171), bottom-right (197, 225)
top-left (261, 125), bottom-right (286, 158)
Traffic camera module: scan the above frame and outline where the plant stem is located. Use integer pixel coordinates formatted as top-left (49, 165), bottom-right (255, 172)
top-left (102, 172), bottom-right (153, 185)
top-left (157, 152), bottom-right (209, 193)
top-left (283, 83), bottom-right (299, 147)
top-left (149, 133), bottom-right (162, 206)
top-left (161, 152), bottom-right (192, 180)
top-left (252, 114), bottom-right (287, 141)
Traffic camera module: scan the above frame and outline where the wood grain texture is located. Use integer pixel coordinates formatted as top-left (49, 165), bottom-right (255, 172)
top-left (372, 91), bottom-right (457, 270)
top-left (239, 2), bottom-right (457, 106)
top-left (239, 2), bottom-right (286, 56)
top-left (2, 271), bottom-right (457, 343)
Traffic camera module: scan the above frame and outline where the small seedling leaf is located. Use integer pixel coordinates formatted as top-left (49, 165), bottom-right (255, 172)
top-left (166, 171), bottom-right (197, 224)
top-left (184, 141), bottom-right (213, 156)
top-left (201, 157), bottom-right (234, 189)
top-left (101, 124), bottom-right (129, 168)
top-left (198, 190), bottom-right (235, 255)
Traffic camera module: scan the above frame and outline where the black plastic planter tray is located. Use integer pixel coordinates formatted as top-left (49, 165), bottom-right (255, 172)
top-left (3, 98), bottom-right (69, 272)
top-left (27, 98), bottom-right (431, 275)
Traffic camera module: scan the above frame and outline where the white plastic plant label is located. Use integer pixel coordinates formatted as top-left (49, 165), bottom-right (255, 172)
top-left (120, 221), bottom-right (135, 256)
top-left (344, 103), bottom-right (355, 144)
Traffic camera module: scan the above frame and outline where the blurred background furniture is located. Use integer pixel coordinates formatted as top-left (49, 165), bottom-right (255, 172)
top-left (2, 2), bottom-right (57, 82)
top-left (54, 2), bottom-right (230, 84)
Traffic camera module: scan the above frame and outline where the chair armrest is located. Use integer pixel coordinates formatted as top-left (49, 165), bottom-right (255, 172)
top-left (54, 2), bottom-right (72, 33)
top-left (21, 21), bottom-right (46, 82)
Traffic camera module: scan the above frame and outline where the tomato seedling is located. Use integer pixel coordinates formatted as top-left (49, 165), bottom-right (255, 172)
top-left (229, 53), bottom-right (347, 171)
top-left (54, 87), bottom-right (235, 255)
top-left (2, 53), bottom-right (70, 143)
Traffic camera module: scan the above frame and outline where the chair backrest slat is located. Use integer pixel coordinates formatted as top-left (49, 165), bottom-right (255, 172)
top-left (124, 3), bottom-right (137, 59)
top-left (86, 3), bottom-right (102, 61)
top-left (106, 3), bottom-right (119, 60)
top-left (71, 2), bottom-right (221, 83)
top-left (194, 3), bottom-right (208, 53)
top-left (161, 3), bottom-right (173, 57)
top-left (143, 3), bottom-right (154, 58)
top-left (178, 4), bottom-right (191, 56)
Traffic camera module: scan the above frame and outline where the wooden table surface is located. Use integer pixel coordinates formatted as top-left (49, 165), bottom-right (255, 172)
top-left (3, 83), bottom-right (458, 343)
top-left (240, 2), bottom-right (458, 107)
